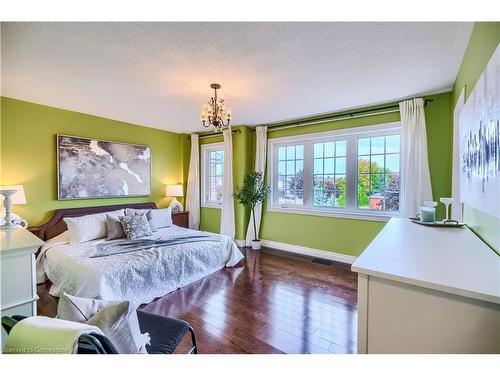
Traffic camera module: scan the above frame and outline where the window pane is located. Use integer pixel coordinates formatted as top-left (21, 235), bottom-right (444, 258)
top-left (336, 141), bottom-right (347, 157)
top-left (296, 145), bottom-right (304, 160)
top-left (215, 163), bottom-right (223, 175)
top-left (382, 191), bottom-right (400, 211)
top-left (296, 160), bottom-right (304, 174)
top-left (335, 175), bottom-right (347, 208)
top-left (324, 142), bottom-right (335, 157)
top-left (371, 137), bottom-right (385, 154)
top-left (371, 155), bottom-right (385, 171)
top-left (335, 157), bottom-right (346, 174)
top-left (386, 172), bottom-right (400, 192)
top-left (371, 173), bottom-right (385, 193)
top-left (324, 158), bottom-right (334, 174)
top-left (279, 161), bottom-right (286, 175)
top-left (386, 135), bottom-right (400, 153)
top-left (278, 147), bottom-right (286, 161)
top-left (286, 160), bottom-right (295, 175)
top-left (205, 147), bottom-right (224, 204)
top-left (313, 190), bottom-right (324, 206)
top-left (386, 154), bottom-right (400, 173)
top-left (314, 158), bottom-right (323, 174)
top-left (286, 146), bottom-right (295, 160)
top-left (278, 176), bottom-right (286, 189)
top-left (358, 138), bottom-right (370, 155)
top-left (358, 156), bottom-right (370, 173)
top-left (313, 175), bottom-right (323, 190)
top-left (358, 190), bottom-right (370, 209)
top-left (357, 174), bottom-right (371, 196)
top-left (314, 143), bottom-right (323, 158)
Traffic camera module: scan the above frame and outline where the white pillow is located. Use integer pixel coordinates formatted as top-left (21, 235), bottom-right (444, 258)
top-left (57, 293), bottom-right (149, 354)
top-left (149, 208), bottom-right (173, 229)
top-left (64, 209), bottom-right (124, 244)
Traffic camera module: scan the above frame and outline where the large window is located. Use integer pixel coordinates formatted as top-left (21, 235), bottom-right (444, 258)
top-left (268, 122), bottom-right (401, 219)
top-left (201, 143), bottom-right (224, 208)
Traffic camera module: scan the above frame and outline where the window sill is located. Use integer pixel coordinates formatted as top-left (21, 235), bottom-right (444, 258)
top-left (201, 203), bottom-right (222, 209)
top-left (267, 206), bottom-right (400, 222)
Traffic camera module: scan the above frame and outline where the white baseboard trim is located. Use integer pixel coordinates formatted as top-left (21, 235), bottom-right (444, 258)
top-left (259, 239), bottom-right (357, 265)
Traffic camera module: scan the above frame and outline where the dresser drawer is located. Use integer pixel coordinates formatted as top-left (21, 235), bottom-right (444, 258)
top-left (1, 252), bottom-right (36, 307)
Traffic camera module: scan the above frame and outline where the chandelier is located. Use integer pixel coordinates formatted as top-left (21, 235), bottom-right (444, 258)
top-left (201, 83), bottom-right (231, 130)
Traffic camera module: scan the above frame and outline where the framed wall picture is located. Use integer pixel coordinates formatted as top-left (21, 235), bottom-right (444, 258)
top-left (458, 44), bottom-right (500, 219)
top-left (57, 134), bottom-right (151, 200)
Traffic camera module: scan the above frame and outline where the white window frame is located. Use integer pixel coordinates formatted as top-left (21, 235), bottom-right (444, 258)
top-left (267, 122), bottom-right (402, 221)
top-left (201, 142), bottom-right (224, 209)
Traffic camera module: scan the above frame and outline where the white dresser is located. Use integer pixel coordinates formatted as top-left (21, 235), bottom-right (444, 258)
top-left (352, 218), bottom-right (500, 354)
top-left (1, 227), bottom-right (44, 344)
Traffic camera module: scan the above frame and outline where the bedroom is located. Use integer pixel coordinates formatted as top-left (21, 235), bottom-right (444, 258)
top-left (0, 1), bottom-right (499, 372)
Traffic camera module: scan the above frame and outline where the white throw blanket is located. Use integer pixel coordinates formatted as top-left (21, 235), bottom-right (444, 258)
top-left (4, 316), bottom-right (104, 354)
top-left (36, 225), bottom-right (244, 307)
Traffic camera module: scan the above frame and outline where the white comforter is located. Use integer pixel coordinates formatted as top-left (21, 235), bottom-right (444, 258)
top-left (36, 226), bottom-right (244, 307)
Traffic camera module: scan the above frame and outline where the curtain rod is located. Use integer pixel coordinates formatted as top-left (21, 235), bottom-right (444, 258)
top-left (188, 128), bottom-right (241, 139)
top-left (253, 98), bottom-right (434, 133)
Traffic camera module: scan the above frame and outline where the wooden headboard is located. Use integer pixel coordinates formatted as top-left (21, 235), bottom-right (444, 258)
top-left (32, 202), bottom-right (158, 241)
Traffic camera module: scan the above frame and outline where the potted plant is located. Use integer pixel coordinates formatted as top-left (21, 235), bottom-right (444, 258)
top-left (233, 171), bottom-right (270, 250)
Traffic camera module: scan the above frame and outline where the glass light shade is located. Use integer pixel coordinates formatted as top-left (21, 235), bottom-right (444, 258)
top-left (0, 185), bottom-right (27, 205)
top-left (166, 184), bottom-right (183, 197)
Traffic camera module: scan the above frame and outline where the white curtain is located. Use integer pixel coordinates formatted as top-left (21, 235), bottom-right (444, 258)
top-left (245, 126), bottom-right (268, 246)
top-left (220, 129), bottom-right (235, 239)
top-left (399, 98), bottom-right (433, 217)
top-left (185, 134), bottom-right (200, 229)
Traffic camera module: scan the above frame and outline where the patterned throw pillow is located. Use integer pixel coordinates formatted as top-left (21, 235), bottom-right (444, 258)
top-left (119, 214), bottom-right (153, 240)
top-left (125, 208), bottom-right (157, 232)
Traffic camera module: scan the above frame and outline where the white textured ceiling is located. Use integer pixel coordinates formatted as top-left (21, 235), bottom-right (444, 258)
top-left (1, 22), bottom-right (472, 133)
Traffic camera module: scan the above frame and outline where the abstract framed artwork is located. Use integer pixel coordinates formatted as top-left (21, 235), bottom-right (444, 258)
top-left (57, 134), bottom-right (151, 200)
top-left (458, 43), bottom-right (500, 219)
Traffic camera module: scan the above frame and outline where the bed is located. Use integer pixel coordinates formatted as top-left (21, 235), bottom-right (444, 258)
top-left (34, 203), bottom-right (244, 307)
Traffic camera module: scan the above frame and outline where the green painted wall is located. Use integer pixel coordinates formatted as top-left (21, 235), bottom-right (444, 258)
top-left (199, 93), bottom-right (453, 256)
top-left (452, 22), bottom-right (500, 252)
top-left (0, 97), bottom-right (185, 227)
top-left (259, 92), bottom-right (453, 256)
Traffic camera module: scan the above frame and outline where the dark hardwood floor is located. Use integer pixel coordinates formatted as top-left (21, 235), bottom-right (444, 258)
top-left (37, 247), bottom-right (358, 354)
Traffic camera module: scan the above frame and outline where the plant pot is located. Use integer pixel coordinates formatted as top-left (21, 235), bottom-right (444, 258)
top-left (251, 240), bottom-right (261, 250)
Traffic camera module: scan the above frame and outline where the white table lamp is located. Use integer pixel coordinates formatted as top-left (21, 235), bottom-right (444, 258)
top-left (166, 184), bottom-right (184, 213)
top-left (0, 185), bottom-right (27, 228)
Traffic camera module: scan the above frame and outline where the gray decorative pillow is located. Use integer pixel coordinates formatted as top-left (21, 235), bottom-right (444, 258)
top-left (125, 208), bottom-right (157, 232)
top-left (106, 214), bottom-right (126, 240)
top-left (57, 293), bottom-right (149, 354)
top-left (119, 214), bottom-right (153, 240)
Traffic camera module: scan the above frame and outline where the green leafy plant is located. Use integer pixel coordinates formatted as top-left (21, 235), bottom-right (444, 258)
top-left (233, 171), bottom-right (271, 241)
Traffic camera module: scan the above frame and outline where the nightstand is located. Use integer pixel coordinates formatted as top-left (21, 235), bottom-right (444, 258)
top-left (1, 227), bottom-right (44, 345)
top-left (172, 211), bottom-right (189, 228)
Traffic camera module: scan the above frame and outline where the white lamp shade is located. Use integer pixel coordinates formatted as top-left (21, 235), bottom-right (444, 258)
top-left (166, 184), bottom-right (184, 197)
top-left (0, 185), bottom-right (27, 205)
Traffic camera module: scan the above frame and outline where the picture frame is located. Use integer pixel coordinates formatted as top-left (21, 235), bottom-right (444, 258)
top-left (57, 134), bottom-right (152, 200)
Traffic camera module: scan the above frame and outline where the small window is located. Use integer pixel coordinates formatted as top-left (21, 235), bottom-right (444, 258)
top-left (357, 134), bottom-right (400, 211)
top-left (201, 143), bottom-right (224, 208)
top-left (276, 144), bottom-right (304, 205)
